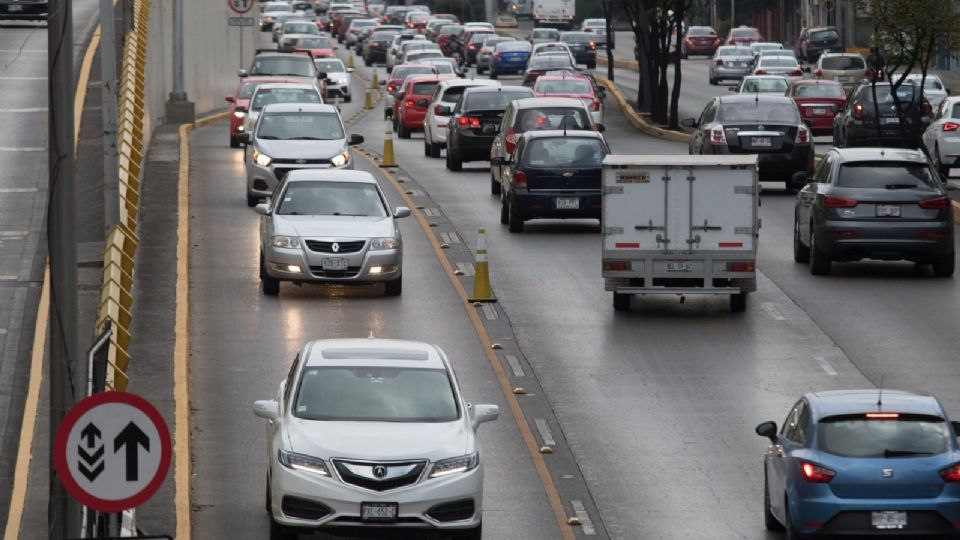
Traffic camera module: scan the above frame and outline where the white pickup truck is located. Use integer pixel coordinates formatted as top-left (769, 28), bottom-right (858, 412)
top-left (533, 0), bottom-right (574, 30)
top-left (601, 155), bottom-right (760, 312)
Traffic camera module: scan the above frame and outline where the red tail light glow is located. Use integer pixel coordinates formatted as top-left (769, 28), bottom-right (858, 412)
top-left (715, 59), bottom-right (724, 66)
top-left (823, 195), bottom-right (858, 208)
top-left (940, 464), bottom-right (960, 482)
top-left (754, 69), bottom-right (767, 75)
top-left (468, 44), bottom-right (476, 50)
top-left (853, 102), bottom-right (863, 120)
top-left (588, 42), bottom-right (596, 50)
top-left (512, 170), bottom-right (527, 187)
top-left (865, 412), bottom-right (900, 419)
top-left (457, 116), bottom-right (481, 128)
top-left (603, 260), bottom-right (630, 271)
top-left (796, 126), bottom-right (811, 145)
top-left (944, 122), bottom-right (960, 132)
top-left (387, 83), bottom-right (398, 93)
top-left (592, 99), bottom-right (602, 112)
top-left (505, 128), bottom-right (517, 154)
top-left (789, 69), bottom-right (803, 77)
top-left (919, 196), bottom-right (950, 209)
top-left (492, 52), bottom-right (500, 60)
top-left (815, 69), bottom-right (823, 78)
top-left (404, 99), bottom-right (415, 108)
top-left (800, 462), bottom-right (835, 483)
top-left (922, 99), bottom-right (933, 117)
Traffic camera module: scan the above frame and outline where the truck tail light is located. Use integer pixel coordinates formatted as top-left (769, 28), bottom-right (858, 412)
top-left (602, 260), bottom-right (631, 271)
top-left (800, 462), bottom-right (835, 483)
top-left (710, 126), bottom-right (727, 145)
top-left (823, 195), bottom-right (858, 208)
top-left (919, 196), bottom-right (950, 209)
top-left (512, 170), bottom-right (527, 187)
top-left (725, 262), bottom-right (755, 272)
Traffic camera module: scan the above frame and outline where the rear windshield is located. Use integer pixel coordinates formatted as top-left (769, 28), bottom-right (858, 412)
top-left (440, 25), bottom-right (463, 35)
top-left (793, 84), bottom-right (845, 98)
top-left (561, 34), bottom-right (593, 44)
top-left (250, 57), bottom-right (316, 77)
top-left (515, 107), bottom-right (592, 132)
top-left (860, 85), bottom-right (916, 103)
top-left (470, 32), bottom-right (494, 43)
top-left (741, 78), bottom-right (788, 94)
top-left (295, 37), bottom-right (335, 48)
top-left (719, 101), bottom-right (800, 123)
top-left (370, 31), bottom-right (397, 40)
top-left (499, 42), bottom-right (532, 52)
top-left (822, 56), bottom-right (865, 70)
top-left (818, 415), bottom-right (949, 458)
top-left (428, 62), bottom-right (456, 74)
top-left (717, 46), bottom-right (751, 57)
top-left (811, 29), bottom-right (840, 41)
top-left (761, 58), bottom-right (798, 68)
top-left (464, 90), bottom-right (534, 110)
top-left (524, 138), bottom-right (605, 167)
top-left (836, 161), bottom-right (940, 190)
top-left (483, 37), bottom-right (512, 47)
top-left (687, 27), bottom-right (716, 36)
top-left (239, 82), bottom-right (261, 99)
top-left (731, 28), bottom-right (760, 37)
top-left (952, 104), bottom-right (960, 118)
top-left (252, 88), bottom-right (321, 111)
top-left (530, 57), bottom-right (574, 69)
top-left (412, 82), bottom-right (439, 96)
top-left (536, 79), bottom-right (592, 94)
top-left (392, 66), bottom-right (434, 80)
top-left (533, 29), bottom-right (558, 38)
top-left (284, 23), bottom-right (317, 34)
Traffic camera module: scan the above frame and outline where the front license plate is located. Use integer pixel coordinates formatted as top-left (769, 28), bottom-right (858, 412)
top-left (837, 76), bottom-right (850, 82)
top-left (361, 502), bottom-right (398, 523)
top-left (555, 197), bottom-right (580, 210)
top-left (321, 257), bottom-right (348, 270)
top-left (666, 261), bottom-right (693, 272)
top-left (752, 137), bottom-right (772, 147)
top-left (877, 204), bottom-right (901, 217)
top-left (871, 511), bottom-right (907, 530)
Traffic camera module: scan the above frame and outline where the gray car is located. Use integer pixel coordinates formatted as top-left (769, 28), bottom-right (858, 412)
top-left (256, 169), bottom-right (409, 295)
top-left (794, 147), bottom-right (954, 276)
top-left (709, 45), bottom-right (754, 85)
top-left (241, 103), bottom-right (363, 206)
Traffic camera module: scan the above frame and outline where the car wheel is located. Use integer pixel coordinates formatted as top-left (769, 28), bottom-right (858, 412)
top-left (490, 71), bottom-right (498, 80)
top-left (681, 52), bottom-right (688, 59)
top-left (764, 471), bottom-right (784, 531)
top-left (447, 147), bottom-right (463, 171)
top-left (588, 62), bottom-right (596, 69)
top-left (709, 76), bottom-right (718, 86)
top-left (423, 138), bottom-right (431, 157)
top-left (793, 218), bottom-right (810, 263)
top-left (343, 95), bottom-right (351, 103)
top-left (398, 123), bottom-right (410, 139)
top-left (500, 191), bottom-right (509, 224)
top-left (477, 66), bottom-right (485, 75)
top-left (935, 144), bottom-right (950, 178)
top-left (261, 253), bottom-right (280, 296)
top-left (613, 292), bottom-right (631, 311)
top-left (230, 136), bottom-right (240, 149)
top-left (507, 196), bottom-right (524, 233)
top-left (491, 172), bottom-right (501, 195)
top-left (454, 522), bottom-right (482, 540)
top-left (730, 292), bottom-right (748, 312)
top-left (429, 142), bottom-right (441, 158)
top-left (269, 517), bottom-right (299, 540)
top-left (246, 194), bottom-right (259, 208)
top-left (265, 473), bottom-right (271, 515)
top-left (933, 252), bottom-right (955, 277)
top-left (384, 275), bottom-right (402, 296)
top-left (809, 226), bottom-right (831, 275)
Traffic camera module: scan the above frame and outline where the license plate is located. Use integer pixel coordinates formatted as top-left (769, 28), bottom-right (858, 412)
top-left (666, 261), bottom-right (693, 272)
top-left (837, 76), bottom-right (850, 82)
top-left (871, 511), bottom-right (907, 530)
top-left (882, 117), bottom-right (900, 125)
top-left (877, 204), bottom-right (901, 217)
top-left (752, 137), bottom-right (772, 147)
top-left (321, 257), bottom-right (348, 270)
top-left (8, 4), bottom-right (22, 11)
top-left (555, 197), bottom-right (579, 210)
top-left (361, 502), bottom-right (398, 523)
top-left (813, 108), bottom-right (827, 116)
top-left (482, 123), bottom-right (496, 134)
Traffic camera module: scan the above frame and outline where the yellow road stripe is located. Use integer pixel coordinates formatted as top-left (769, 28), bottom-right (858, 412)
top-left (356, 152), bottom-right (576, 540)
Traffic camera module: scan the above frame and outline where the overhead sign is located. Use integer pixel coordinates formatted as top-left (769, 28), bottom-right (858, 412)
top-left (228, 16), bottom-right (256, 27)
top-left (227, 0), bottom-right (254, 14)
top-left (54, 392), bottom-right (172, 512)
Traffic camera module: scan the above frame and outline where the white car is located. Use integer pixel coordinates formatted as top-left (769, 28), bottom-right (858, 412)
top-left (732, 75), bottom-right (789, 95)
top-left (922, 95), bottom-right (960, 176)
top-left (901, 74), bottom-right (950, 110)
top-left (314, 58), bottom-right (353, 102)
top-left (423, 79), bottom-right (500, 157)
top-left (753, 55), bottom-right (803, 84)
top-left (242, 82), bottom-right (324, 136)
top-left (530, 41), bottom-right (577, 66)
top-left (464, 21), bottom-right (495, 32)
top-left (255, 338), bottom-right (498, 540)
top-left (386, 34), bottom-right (428, 70)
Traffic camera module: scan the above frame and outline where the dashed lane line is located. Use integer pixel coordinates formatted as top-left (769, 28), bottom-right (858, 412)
top-left (505, 355), bottom-right (525, 377)
top-left (814, 355), bottom-right (838, 376)
top-left (571, 500), bottom-right (598, 536)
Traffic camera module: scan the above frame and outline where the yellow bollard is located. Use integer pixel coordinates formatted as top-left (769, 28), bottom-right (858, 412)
top-left (371, 70), bottom-right (379, 87)
top-left (381, 120), bottom-right (397, 167)
top-left (347, 54), bottom-right (355, 69)
top-left (364, 89), bottom-right (373, 110)
top-left (469, 228), bottom-right (496, 302)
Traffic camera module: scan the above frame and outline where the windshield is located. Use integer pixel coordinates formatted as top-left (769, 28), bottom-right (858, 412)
top-left (250, 57), bottom-right (316, 77)
top-left (516, 107), bottom-right (592, 132)
top-left (314, 59), bottom-right (345, 73)
top-left (836, 161), bottom-right (940, 190)
top-left (294, 366), bottom-right (459, 422)
top-left (536, 79), bottom-right (592, 94)
top-left (821, 55), bottom-right (865, 70)
top-left (370, 31), bottom-right (396, 40)
top-left (277, 181), bottom-right (386, 217)
top-left (499, 42), bottom-right (532, 52)
top-left (530, 57), bottom-right (573, 69)
top-left (284, 23), bottom-right (317, 34)
top-left (411, 81), bottom-right (439, 96)
top-left (818, 415), bottom-right (949, 458)
top-left (483, 37), bottom-right (511, 48)
top-left (863, 85), bottom-right (916, 103)
top-left (251, 88), bottom-right (321, 111)
top-left (353, 20), bottom-right (377, 28)
top-left (524, 138), bottom-right (605, 167)
top-left (295, 37), bottom-right (334, 48)
top-left (719, 101), bottom-right (800, 123)
top-left (533, 29), bottom-right (557, 39)
top-left (257, 112), bottom-right (344, 141)
top-left (265, 4), bottom-right (292, 12)
top-left (741, 78), bottom-right (788, 94)
top-left (793, 84), bottom-right (845, 98)
top-left (718, 46), bottom-right (751, 57)
top-left (464, 90), bottom-right (533, 110)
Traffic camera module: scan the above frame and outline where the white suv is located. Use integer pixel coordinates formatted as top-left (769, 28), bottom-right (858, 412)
top-left (255, 338), bottom-right (498, 540)
top-left (423, 79), bottom-right (500, 158)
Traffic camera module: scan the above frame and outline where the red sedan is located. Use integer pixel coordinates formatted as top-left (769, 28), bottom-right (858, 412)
top-left (224, 76), bottom-right (293, 148)
top-left (788, 80), bottom-right (846, 136)
top-left (292, 35), bottom-right (338, 58)
top-left (725, 26), bottom-right (763, 46)
top-left (681, 26), bottom-right (721, 58)
top-left (394, 74), bottom-right (455, 139)
top-left (532, 74), bottom-right (604, 124)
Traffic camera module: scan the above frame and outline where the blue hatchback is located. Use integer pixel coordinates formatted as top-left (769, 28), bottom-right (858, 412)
top-left (489, 41), bottom-right (532, 79)
top-left (756, 390), bottom-right (960, 538)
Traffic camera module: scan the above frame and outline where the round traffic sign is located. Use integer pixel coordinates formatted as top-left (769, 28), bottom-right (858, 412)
top-left (54, 391), bottom-right (172, 512)
top-left (227, 0), bottom-right (254, 14)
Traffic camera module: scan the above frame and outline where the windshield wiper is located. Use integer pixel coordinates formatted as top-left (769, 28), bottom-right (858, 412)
top-left (331, 213), bottom-right (366, 216)
top-left (884, 449), bottom-right (934, 457)
top-left (258, 135), bottom-right (281, 140)
top-left (278, 211), bottom-right (302, 215)
top-left (884, 183), bottom-right (919, 189)
top-left (286, 136), bottom-right (324, 140)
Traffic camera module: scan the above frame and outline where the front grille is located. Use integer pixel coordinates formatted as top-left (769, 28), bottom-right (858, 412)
top-left (426, 499), bottom-right (475, 522)
top-left (309, 266), bottom-right (361, 278)
top-left (281, 496), bottom-right (332, 520)
top-left (272, 158), bottom-right (333, 165)
top-left (305, 240), bottom-right (365, 253)
top-left (333, 460), bottom-right (426, 491)
top-left (332, 516), bottom-right (425, 524)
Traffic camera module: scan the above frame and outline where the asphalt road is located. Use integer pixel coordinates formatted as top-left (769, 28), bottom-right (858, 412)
top-left (184, 26), bottom-right (960, 540)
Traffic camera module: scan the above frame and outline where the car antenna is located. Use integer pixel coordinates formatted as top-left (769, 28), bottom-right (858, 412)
top-left (877, 375), bottom-right (885, 407)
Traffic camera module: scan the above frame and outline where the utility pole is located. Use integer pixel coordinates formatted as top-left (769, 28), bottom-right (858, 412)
top-left (100, 0), bottom-right (119, 229)
top-left (165, 0), bottom-right (194, 123)
top-left (48, 0), bottom-right (81, 538)
top-left (730, 0), bottom-right (735, 25)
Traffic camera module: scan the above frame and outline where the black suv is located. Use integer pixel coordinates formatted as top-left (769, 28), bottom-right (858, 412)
top-left (683, 94), bottom-right (815, 189)
top-left (444, 86), bottom-right (535, 171)
top-left (559, 32), bottom-right (598, 69)
top-left (833, 82), bottom-right (933, 149)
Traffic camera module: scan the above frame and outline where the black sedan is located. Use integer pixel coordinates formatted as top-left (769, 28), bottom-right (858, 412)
top-left (794, 147), bottom-right (954, 276)
top-left (492, 131), bottom-right (609, 233)
top-left (833, 82), bottom-right (933, 149)
top-left (444, 86), bottom-right (535, 171)
top-left (362, 30), bottom-right (399, 66)
top-left (559, 32), bottom-right (598, 69)
top-left (683, 94), bottom-right (815, 189)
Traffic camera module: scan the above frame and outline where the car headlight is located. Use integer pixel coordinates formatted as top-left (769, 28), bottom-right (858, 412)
top-left (234, 110), bottom-right (246, 119)
top-left (429, 453), bottom-right (479, 478)
top-left (278, 449), bottom-right (330, 477)
top-left (253, 149), bottom-right (272, 167)
top-left (330, 150), bottom-right (349, 167)
top-left (272, 235), bottom-right (300, 248)
top-left (369, 237), bottom-right (398, 250)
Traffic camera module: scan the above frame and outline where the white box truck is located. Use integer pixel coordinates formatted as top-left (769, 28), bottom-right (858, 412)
top-left (601, 155), bottom-right (760, 312)
top-left (533, 0), bottom-right (574, 30)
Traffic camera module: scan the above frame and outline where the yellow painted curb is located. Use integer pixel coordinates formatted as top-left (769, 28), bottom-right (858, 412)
top-left (597, 55), bottom-right (639, 71)
top-left (597, 76), bottom-right (692, 143)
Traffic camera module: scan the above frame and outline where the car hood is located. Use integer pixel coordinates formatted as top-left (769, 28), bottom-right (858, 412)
top-left (256, 138), bottom-right (347, 160)
top-left (285, 417), bottom-right (471, 461)
top-left (272, 215), bottom-right (394, 239)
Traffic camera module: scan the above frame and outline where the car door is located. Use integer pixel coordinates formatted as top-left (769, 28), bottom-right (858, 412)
top-left (491, 103), bottom-right (515, 182)
top-left (797, 153), bottom-right (832, 242)
top-left (690, 99), bottom-right (715, 154)
top-left (923, 100), bottom-right (945, 152)
top-left (767, 399), bottom-right (809, 520)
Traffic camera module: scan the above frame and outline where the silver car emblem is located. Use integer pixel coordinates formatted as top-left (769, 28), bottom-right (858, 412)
top-left (373, 465), bottom-right (388, 479)
top-left (882, 468), bottom-right (894, 478)
top-left (332, 242), bottom-right (340, 253)
top-left (563, 171), bottom-right (574, 178)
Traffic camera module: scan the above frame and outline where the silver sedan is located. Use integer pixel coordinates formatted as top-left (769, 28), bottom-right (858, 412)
top-left (709, 45), bottom-right (754, 85)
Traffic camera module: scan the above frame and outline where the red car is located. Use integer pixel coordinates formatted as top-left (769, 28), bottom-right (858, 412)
top-left (405, 12), bottom-right (431, 32)
top-left (224, 76), bottom-right (293, 148)
top-left (292, 35), bottom-right (337, 58)
top-left (394, 74), bottom-right (455, 139)
top-left (437, 24), bottom-right (465, 56)
top-left (532, 74), bottom-right (604, 124)
top-left (384, 63), bottom-right (440, 119)
top-left (788, 80), bottom-right (846, 136)
top-left (725, 26), bottom-right (763, 46)
top-left (680, 26), bottom-right (721, 58)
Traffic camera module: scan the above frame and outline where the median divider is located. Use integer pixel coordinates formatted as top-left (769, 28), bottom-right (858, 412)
top-left (597, 55), bottom-right (640, 71)
top-left (597, 76), bottom-right (692, 144)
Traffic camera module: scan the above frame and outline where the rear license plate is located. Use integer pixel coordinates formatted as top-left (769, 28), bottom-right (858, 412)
top-left (752, 137), bottom-right (772, 147)
top-left (871, 511), bottom-right (907, 530)
top-left (482, 123), bottom-right (496, 134)
top-left (555, 197), bottom-right (580, 210)
top-left (837, 76), bottom-right (850, 82)
top-left (361, 502), bottom-right (398, 523)
top-left (882, 117), bottom-right (900, 125)
top-left (321, 257), bottom-right (348, 270)
top-left (812, 108), bottom-right (827, 116)
top-left (666, 262), bottom-right (693, 272)
top-left (876, 204), bottom-right (901, 217)
top-left (8, 4), bottom-right (22, 11)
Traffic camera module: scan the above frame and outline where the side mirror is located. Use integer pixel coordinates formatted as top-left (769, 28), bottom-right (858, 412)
top-left (416, 98), bottom-right (429, 107)
top-left (680, 118), bottom-right (698, 128)
top-left (490, 156), bottom-right (505, 166)
top-left (347, 67), bottom-right (355, 73)
top-left (238, 69), bottom-right (248, 78)
top-left (947, 88), bottom-right (953, 95)
top-left (348, 134), bottom-right (364, 145)
top-left (438, 105), bottom-right (452, 116)
top-left (253, 400), bottom-right (280, 421)
top-left (597, 87), bottom-right (607, 99)
top-left (471, 403), bottom-right (499, 430)
top-left (254, 203), bottom-right (270, 216)
top-left (238, 133), bottom-right (252, 144)
top-left (317, 71), bottom-right (328, 80)
top-left (755, 421), bottom-right (778, 442)
top-left (225, 95), bottom-right (236, 103)
top-left (393, 206), bottom-right (411, 218)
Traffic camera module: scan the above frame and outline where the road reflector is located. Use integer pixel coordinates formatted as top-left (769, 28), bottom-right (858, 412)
top-left (568, 517), bottom-right (582, 526)
top-left (490, 343), bottom-right (502, 350)
top-left (513, 387), bottom-right (525, 394)
top-left (539, 446), bottom-right (553, 454)
top-left (469, 228), bottom-right (496, 303)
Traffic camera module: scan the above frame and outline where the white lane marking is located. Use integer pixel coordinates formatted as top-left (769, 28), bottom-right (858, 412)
top-left (762, 302), bottom-right (786, 321)
top-left (0, 276), bottom-right (19, 281)
top-left (814, 355), bottom-right (838, 376)
top-left (422, 207), bottom-right (440, 217)
top-left (455, 262), bottom-right (474, 276)
top-left (0, 76), bottom-right (45, 81)
top-left (481, 303), bottom-right (497, 321)
top-left (0, 231), bottom-right (29, 237)
top-left (439, 232), bottom-right (460, 244)
top-left (571, 500), bottom-right (597, 535)
top-left (0, 108), bottom-right (47, 113)
top-left (0, 147), bottom-right (44, 152)
top-left (0, 188), bottom-right (37, 193)
top-left (534, 418), bottom-right (556, 446)
top-left (0, 329), bottom-right (7, 335)
top-left (505, 355), bottom-right (525, 377)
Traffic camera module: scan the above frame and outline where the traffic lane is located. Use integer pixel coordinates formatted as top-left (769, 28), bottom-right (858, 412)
top-left (347, 69), bottom-right (873, 539)
top-left (186, 128), bottom-right (561, 539)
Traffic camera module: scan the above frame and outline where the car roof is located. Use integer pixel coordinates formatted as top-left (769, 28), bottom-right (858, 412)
top-left (260, 103), bottom-right (339, 114)
top-left (439, 78), bottom-right (499, 89)
top-left (791, 79), bottom-right (841, 86)
top-left (513, 96), bottom-right (590, 109)
top-left (255, 52), bottom-right (314, 61)
top-left (404, 74), bottom-right (454, 85)
top-left (521, 129), bottom-right (604, 141)
top-left (303, 338), bottom-right (448, 370)
top-left (826, 147), bottom-right (929, 164)
top-left (285, 169), bottom-right (376, 185)
top-left (806, 389), bottom-right (943, 419)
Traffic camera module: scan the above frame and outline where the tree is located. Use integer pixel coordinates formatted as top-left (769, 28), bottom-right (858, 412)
top-left (599, 0), bottom-right (616, 81)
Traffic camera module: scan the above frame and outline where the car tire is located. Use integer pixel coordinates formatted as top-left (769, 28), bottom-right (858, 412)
top-left (446, 147), bottom-right (463, 171)
top-left (384, 275), bottom-right (402, 296)
top-left (491, 172), bottom-right (501, 195)
top-left (247, 194), bottom-right (259, 208)
top-left (269, 517), bottom-right (299, 540)
top-left (454, 522), bottom-right (482, 540)
top-left (343, 95), bottom-right (351, 103)
top-left (933, 253), bottom-right (955, 277)
top-left (764, 471), bottom-right (784, 531)
top-left (730, 292), bottom-right (748, 312)
top-left (429, 142), bottom-right (442, 158)
top-left (261, 254), bottom-right (280, 296)
top-left (680, 51), bottom-right (688, 60)
top-left (588, 62), bottom-right (596, 69)
top-left (423, 138), bottom-right (431, 157)
top-left (477, 66), bottom-right (485, 75)
top-left (364, 58), bottom-right (371, 67)
top-left (793, 219), bottom-right (810, 263)
top-left (398, 123), bottom-right (410, 139)
top-left (809, 226), bottom-right (831, 275)
top-left (507, 196), bottom-right (524, 233)
top-left (265, 473), bottom-right (271, 515)
top-left (230, 136), bottom-right (240, 149)
top-left (709, 76), bottom-right (718, 86)
top-left (490, 71), bottom-right (498, 80)
top-left (613, 292), bottom-right (631, 311)
top-left (500, 192), bottom-right (509, 224)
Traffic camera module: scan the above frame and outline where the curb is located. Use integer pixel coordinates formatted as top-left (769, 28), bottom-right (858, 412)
top-left (597, 76), bottom-right (692, 143)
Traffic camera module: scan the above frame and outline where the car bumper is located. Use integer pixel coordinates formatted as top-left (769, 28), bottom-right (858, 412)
top-left (491, 61), bottom-right (526, 74)
top-left (365, 49), bottom-right (387, 62)
top-left (263, 244), bottom-right (401, 283)
top-left (428, 118), bottom-right (449, 144)
top-left (846, 124), bottom-right (925, 148)
top-left (684, 44), bottom-right (718, 55)
top-left (0, 4), bottom-right (47, 19)
top-left (325, 83), bottom-right (351, 99)
top-left (817, 220), bottom-right (954, 262)
top-left (804, 45), bottom-right (843, 60)
top-left (449, 130), bottom-right (497, 161)
top-left (270, 461), bottom-right (482, 529)
top-left (714, 66), bottom-right (751, 79)
top-left (710, 145), bottom-right (814, 181)
top-left (571, 52), bottom-right (596, 64)
top-left (936, 136), bottom-right (960, 164)
top-left (512, 189), bottom-right (602, 220)
top-left (247, 159), bottom-right (354, 198)
top-left (401, 110), bottom-right (427, 129)
top-left (793, 493), bottom-right (960, 536)
top-left (801, 113), bottom-right (839, 135)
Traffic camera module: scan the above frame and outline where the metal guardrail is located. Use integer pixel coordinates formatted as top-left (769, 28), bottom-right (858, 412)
top-left (98, 0), bottom-right (151, 391)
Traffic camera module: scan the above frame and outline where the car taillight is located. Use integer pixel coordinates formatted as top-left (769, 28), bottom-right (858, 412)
top-left (512, 170), bottom-right (527, 187)
top-left (919, 196), bottom-right (950, 209)
top-left (725, 261), bottom-right (755, 272)
top-left (941, 464), bottom-right (960, 482)
top-left (468, 43), bottom-right (476, 50)
top-left (505, 128), bottom-right (517, 154)
top-left (922, 99), bottom-right (933, 117)
top-left (588, 42), bottom-right (596, 50)
top-left (823, 195), bottom-right (858, 208)
top-left (370, 42), bottom-right (379, 48)
top-left (457, 116), bottom-right (481, 128)
top-left (387, 83), bottom-right (397, 92)
top-left (434, 104), bottom-right (445, 115)
top-left (592, 98), bottom-right (602, 112)
top-left (710, 126), bottom-right (726, 145)
top-left (796, 125), bottom-right (811, 145)
top-left (815, 69), bottom-right (823, 78)
top-left (755, 69), bottom-right (767, 75)
top-left (404, 99), bottom-right (415, 108)
top-left (603, 260), bottom-right (630, 271)
top-left (853, 102), bottom-right (863, 120)
top-left (493, 52), bottom-right (500, 60)
top-left (715, 59), bottom-right (724, 66)
top-left (800, 462), bottom-right (835, 483)
top-left (945, 122), bottom-right (960, 132)
top-left (789, 69), bottom-right (803, 77)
